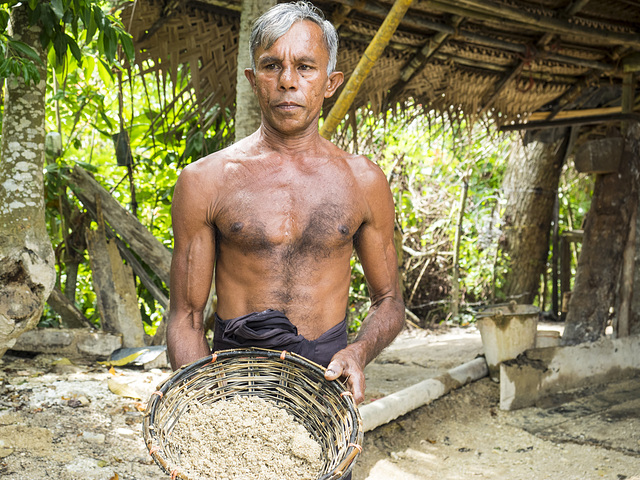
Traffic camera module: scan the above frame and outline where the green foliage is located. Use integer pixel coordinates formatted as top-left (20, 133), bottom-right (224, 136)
top-left (38, 36), bottom-right (233, 330)
top-left (0, 0), bottom-right (133, 87)
top-left (335, 105), bottom-right (514, 327)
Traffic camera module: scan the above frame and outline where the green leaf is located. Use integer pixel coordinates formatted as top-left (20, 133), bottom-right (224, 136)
top-left (53, 29), bottom-right (67, 64)
top-left (97, 56), bottom-right (113, 87)
top-left (0, 58), bottom-right (9, 77)
top-left (92, 4), bottom-right (106, 29)
top-left (8, 40), bottom-right (43, 64)
top-left (85, 7), bottom-right (97, 43)
top-left (50, 0), bottom-right (64, 20)
top-left (0, 10), bottom-right (9, 31)
top-left (102, 26), bottom-right (116, 61)
top-left (83, 55), bottom-right (95, 81)
top-left (66, 33), bottom-right (82, 63)
top-left (119, 31), bottom-right (134, 62)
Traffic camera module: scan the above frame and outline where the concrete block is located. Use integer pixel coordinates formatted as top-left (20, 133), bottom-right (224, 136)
top-left (11, 328), bottom-right (122, 359)
top-left (500, 335), bottom-right (640, 410)
top-left (13, 329), bottom-right (74, 351)
top-left (76, 331), bottom-right (123, 357)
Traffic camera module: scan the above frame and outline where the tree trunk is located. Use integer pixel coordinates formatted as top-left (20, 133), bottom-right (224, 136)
top-left (0, 5), bottom-right (55, 358)
top-left (563, 129), bottom-right (638, 345)
top-left (500, 130), bottom-right (568, 304)
top-left (234, 0), bottom-right (275, 140)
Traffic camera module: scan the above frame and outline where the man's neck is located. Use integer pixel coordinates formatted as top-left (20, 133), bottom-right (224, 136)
top-left (257, 122), bottom-right (326, 157)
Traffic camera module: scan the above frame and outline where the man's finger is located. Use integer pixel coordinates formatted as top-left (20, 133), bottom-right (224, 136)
top-left (325, 361), bottom-right (343, 380)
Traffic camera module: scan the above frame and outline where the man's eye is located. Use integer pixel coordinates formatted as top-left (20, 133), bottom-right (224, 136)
top-left (299, 65), bottom-right (313, 71)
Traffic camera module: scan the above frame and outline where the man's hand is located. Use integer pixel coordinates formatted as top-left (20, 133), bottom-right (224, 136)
top-left (324, 345), bottom-right (367, 404)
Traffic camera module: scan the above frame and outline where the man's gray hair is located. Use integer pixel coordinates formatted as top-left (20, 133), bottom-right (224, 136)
top-left (249, 1), bottom-right (339, 75)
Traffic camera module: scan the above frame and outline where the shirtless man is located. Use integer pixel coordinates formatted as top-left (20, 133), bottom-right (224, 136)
top-left (167, 1), bottom-right (404, 405)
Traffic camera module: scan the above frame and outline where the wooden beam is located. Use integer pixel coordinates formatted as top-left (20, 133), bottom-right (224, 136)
top-left (430, 52), bottom-right (578, 83)
top-left (623, 53), bottom-right (640, 73)
top-left (320, 0), bottom-right (415, 138)
top-left (400, 16), bottom-right (463, 83)
top-left (499, 112), bottom-right (640, 131)
top-left (114, 237), bottom-right (169, 310)
top-left (479, 0), bottom-right (591, 115)
top-left (333, 0), bottom-right (614, 72)
top-left (529, 106), bottom-right (622, 121)
top-left (453, 0), bottom-right (640, 48)
top-left (541, 47), bottom-right (627, 121)
top-left (385, 15), bottom-right (463, 105)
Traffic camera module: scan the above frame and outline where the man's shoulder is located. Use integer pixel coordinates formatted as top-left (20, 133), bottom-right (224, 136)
top-left (338, 150), bottom-right (387, 189)
top-left (180, 138), bottom-right (253, 179)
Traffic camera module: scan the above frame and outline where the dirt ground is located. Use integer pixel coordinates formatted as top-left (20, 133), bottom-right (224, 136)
top-left (0, 324), bottom-right (639, 480)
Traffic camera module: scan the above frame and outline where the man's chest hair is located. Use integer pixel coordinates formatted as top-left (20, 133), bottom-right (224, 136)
top-left (214, 189), bottom-right (363, 257)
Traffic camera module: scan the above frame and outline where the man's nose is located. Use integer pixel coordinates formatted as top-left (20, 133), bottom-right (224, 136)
top-left (278, 66), bottom-right (298, 90)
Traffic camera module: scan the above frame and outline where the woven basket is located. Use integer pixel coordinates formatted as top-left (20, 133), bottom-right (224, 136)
top-left (143, 348), bottom-right (364, 480)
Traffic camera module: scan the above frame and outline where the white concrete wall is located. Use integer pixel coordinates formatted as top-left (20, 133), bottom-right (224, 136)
top-left (500, 335), bottom-right (640, 410)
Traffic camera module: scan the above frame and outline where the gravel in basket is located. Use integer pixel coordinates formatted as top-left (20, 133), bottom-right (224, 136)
top-left (143, 348), bottom-right (363, 480)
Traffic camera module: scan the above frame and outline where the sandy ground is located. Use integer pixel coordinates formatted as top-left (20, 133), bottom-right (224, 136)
top-left (0, 324), bottom-right (638, 480)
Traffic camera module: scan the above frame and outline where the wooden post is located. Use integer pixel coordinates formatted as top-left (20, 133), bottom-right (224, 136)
top-left (320, 0), bottom-right (415, 139)
top-left (560, 235), bottom-right (571, 320)
top-left (552, 195), bottom-right (560, 318)
top-left (451, 178), bottom-right (469, 320)
top-left (47, 286), bottom-right (94, 329)
top-left (86, 196), bottom-right (145, 348)
top-left (616, 202), bottom-right (636, 338)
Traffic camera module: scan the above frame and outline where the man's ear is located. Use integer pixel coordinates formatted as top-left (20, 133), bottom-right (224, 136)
top-left (324, 71), bottom-right (344, 99)
top-left (244, 68), bottom-right (257, 93)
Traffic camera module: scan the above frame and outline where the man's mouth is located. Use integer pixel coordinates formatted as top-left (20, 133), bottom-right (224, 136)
top-left (275, 102), bottom-right (302, 110)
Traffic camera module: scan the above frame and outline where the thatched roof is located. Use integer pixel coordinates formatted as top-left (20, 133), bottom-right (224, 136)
top-left (123, 0), bottom-right (640, 130)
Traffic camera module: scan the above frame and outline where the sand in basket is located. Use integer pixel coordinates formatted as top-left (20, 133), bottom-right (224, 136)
top-left (170, 395), bottom-right (323, 480)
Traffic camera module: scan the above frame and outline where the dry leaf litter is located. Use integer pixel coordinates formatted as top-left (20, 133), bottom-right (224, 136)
top-left (170, 395), bottom-right (323, 480)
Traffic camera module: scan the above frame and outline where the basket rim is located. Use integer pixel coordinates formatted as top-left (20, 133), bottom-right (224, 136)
top-left (143, 347), bottom-right (364, 480)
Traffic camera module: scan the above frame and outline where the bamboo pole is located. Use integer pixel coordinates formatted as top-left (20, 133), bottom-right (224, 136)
top-left (319, 0), bottom-right (415, 139)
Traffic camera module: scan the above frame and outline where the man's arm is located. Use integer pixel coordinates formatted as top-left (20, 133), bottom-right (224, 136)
top-left (325, 160), bottom-right (405, 404)
top-left (167, 164), bottom-right (217, 369)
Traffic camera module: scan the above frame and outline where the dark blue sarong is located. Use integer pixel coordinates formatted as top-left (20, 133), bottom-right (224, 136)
top-left (213, 309), bottom-right (347, 368)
